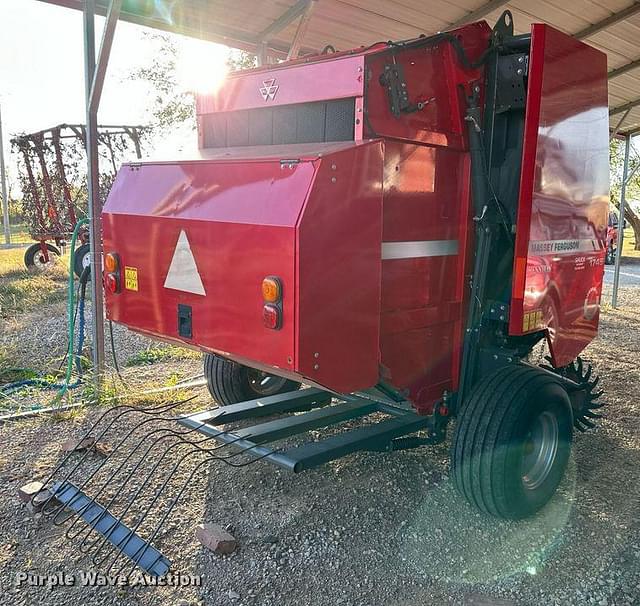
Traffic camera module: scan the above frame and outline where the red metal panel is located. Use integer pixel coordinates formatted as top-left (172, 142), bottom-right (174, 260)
top-left (363, 22), bottom-right (491, 149)
top-left (378, 142), bottom-right (473, 413)
top-left (102, 159), bottom-right (317, 372)
top-left (103, 141), bottom-right (384, 394)
top-left (509, 25), bottom-right (609, 367)
top-left (197, 55), bottom-right (365, 114)
top-left (295, 140), bottom-right (384, 393)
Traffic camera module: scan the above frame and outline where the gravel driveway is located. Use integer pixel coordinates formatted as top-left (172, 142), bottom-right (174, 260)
top-left (0, 286), bottom-right (638, 606)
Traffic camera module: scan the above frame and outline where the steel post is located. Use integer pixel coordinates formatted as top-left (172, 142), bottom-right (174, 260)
top-left (612, 134), bottom-right (631, 308)
top-left (0, 105), bottom-right (10, 244)
top-left (83, 0), bottom-right (121, 384)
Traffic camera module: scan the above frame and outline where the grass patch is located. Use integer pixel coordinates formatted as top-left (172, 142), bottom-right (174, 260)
top-left (622, 227), bottom-right (640, 261)
top-left (0, 248), bottom-right (69, 318)
top-left (125, 345), bottom-right (200, 367)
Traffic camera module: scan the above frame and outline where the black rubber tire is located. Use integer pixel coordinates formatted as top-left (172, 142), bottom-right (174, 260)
top-left (74, 243), bottom-right (91, 278)
top-left (204, 354), bottom-right (301, 406)
top-left (24, 243), bottom-right (61, 270)
top-left (604, 244), bottom-right (615, 265)
top-left (451, 364), bottom-right (573, 519)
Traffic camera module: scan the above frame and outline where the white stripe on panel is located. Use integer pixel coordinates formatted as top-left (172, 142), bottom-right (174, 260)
top-left (381, 240), bottom-right (459, 260)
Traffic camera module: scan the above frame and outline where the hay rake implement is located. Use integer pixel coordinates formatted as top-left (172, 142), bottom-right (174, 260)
top-left (34, 387), bottom-right (434, 577)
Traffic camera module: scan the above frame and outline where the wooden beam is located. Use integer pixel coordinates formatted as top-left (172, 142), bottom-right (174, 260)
top-left (447, 0), bottom-right (511, 29)
top-left (574, 2), bottom-right (640, 40)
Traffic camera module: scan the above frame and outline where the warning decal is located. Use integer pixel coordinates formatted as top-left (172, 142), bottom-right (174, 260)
top-left (163, 230), bottom-right (206, 296)
top-left (124, 266), bottom-right (138, 291)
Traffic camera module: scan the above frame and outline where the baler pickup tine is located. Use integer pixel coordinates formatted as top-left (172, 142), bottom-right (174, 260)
top-left (52, 481), bottom-right (171, 577)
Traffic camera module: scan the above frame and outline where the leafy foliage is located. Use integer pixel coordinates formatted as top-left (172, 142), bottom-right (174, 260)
top-left (610, 138), bottom-right (640, 250)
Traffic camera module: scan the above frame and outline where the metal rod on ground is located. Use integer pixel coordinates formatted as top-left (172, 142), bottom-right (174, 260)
top-left (612, 133), bottom-right (631, 308)
top-left (0, 104), bottom-right (11, 245)
top-left (84, 0), bottom-right (122, 387)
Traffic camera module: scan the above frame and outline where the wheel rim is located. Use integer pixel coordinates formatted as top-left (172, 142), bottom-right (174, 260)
top-left (33, 250), bottom-right (55, 270)
top-left (522, 411), bottom-right (559, 491)
top-left (247, 369), bottom-right (288, 396)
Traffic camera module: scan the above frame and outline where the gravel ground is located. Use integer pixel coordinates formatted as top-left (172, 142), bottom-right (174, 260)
top-left (0, 285), bottom-right (638, 606)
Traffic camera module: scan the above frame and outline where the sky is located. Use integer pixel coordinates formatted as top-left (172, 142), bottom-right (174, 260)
top-left (0, 0), bottom-right (230, 185)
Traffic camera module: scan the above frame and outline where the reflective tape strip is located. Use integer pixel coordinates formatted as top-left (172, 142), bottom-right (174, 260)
top-left (381, 240), bottom-right (459, 260)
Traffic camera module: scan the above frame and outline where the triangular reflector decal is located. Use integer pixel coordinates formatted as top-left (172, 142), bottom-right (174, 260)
top-left (163, 230), bottom-right (206, 296)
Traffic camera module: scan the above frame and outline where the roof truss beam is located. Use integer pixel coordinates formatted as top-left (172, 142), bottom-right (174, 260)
top-left (610, 97), bottom-right (640, 116)
top-left (257, 0), bottom-right (313, 43)
top-left (609, 57), bottom-right (640, 79)
top-left (574, 1), bottom-right (640, 40)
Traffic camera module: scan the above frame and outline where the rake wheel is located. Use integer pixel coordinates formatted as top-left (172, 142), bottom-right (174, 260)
top-left (541, 356), bottom-right (604, 432)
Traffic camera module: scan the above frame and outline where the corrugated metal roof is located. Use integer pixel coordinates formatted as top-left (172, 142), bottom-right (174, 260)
top-left (41, 0), bottom-right (640, 134)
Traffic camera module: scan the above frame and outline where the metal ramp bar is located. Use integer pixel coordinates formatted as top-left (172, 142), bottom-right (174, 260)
top-left (182, 387), bottom-right (331, 426)
top-left (52, 480), bottom-right (171, 577)
top-left (178, 392), bottom-right (431, 473)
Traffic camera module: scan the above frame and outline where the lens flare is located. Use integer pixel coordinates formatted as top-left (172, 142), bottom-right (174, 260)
top-left (175, 38), bottom-right (229, 95)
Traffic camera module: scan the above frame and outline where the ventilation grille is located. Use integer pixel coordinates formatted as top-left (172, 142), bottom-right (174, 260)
top-left (201, 98), bottom-right (355, 148)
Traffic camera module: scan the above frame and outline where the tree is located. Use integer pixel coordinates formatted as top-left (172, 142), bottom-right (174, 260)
top-left (129, 35), bottom-right (256, 132)
top-left (610, 137), bottom-right (640, 251)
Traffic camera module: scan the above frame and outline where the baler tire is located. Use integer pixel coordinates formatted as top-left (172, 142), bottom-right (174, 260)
top-left (451, 364), bottom-right (573, 519)
top-left (24, 243), bottom-right (61, 271)
top-left (204, 354), bottom-right (300, 406)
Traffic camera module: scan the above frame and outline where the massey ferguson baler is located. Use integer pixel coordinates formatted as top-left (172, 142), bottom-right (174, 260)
top-left (38, 13), bottom-right (610, 576)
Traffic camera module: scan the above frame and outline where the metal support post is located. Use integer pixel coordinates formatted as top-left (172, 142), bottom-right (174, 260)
top-left (0, 105), bottom-right (10, 244)
top-left (83, 0), bottom-right (122, 384)
top-left (612, 134), bottom-right (631, 308)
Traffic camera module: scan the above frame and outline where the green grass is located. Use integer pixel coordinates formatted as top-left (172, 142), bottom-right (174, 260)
top-left (125, 345), bottom-right (200, 367)
top-left (622, 227), bottom-right (640, 260)
top-left (0, 247), bottom-right (68, 318)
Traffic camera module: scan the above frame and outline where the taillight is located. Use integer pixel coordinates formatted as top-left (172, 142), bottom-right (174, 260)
top-left (262, 304), bottom-right (282, 330)
top-left (104, 251), bottom-right (121, 294)
top-left (261, 276), bottom-right (282, 303)
top-left (262, 276), bottom-right (282, 329)
top-left (104, 252), bottom-right (120, 273)
top-left (105, 272), bottom-right (120, 294)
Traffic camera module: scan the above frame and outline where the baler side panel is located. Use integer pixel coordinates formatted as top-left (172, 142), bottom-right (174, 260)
top-left (296, 141), bottom-right (384, 393)
top-left (509, 25), bottom-right (609, 366)
top-left (378, 143), bottom-right (473, 411)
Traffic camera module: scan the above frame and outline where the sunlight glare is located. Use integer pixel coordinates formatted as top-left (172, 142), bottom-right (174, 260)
top-left (175, 38), bottom-right (229, 95)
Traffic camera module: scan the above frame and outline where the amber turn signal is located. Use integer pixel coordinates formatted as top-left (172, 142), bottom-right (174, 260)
top-left (104, 252), bottom-right (120, 273)
top-left (262, 276), bottom-right (282, 303)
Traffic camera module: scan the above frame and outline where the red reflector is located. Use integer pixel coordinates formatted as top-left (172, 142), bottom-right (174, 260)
top-left (262, 304), bottom-right (282, 330)
top-left (105, 272), bottom-right (120, 294)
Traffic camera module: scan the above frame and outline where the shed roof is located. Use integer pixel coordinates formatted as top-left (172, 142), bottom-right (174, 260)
top-left (41, 0), bottom-right (640, 135)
